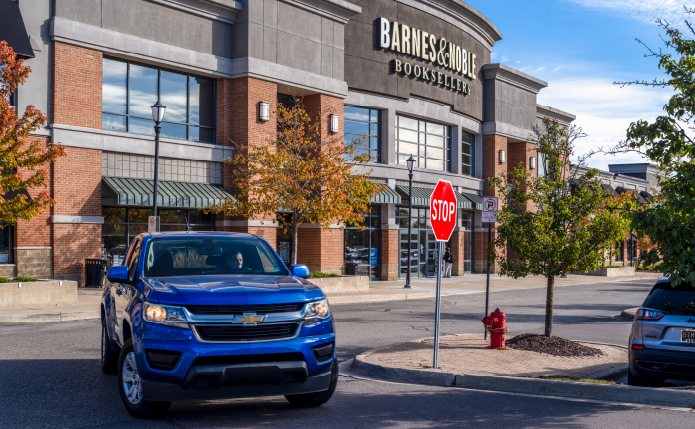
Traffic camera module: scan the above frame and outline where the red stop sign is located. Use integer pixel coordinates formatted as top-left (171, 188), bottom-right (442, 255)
top-left (430, 180), bottom-right (457, 241)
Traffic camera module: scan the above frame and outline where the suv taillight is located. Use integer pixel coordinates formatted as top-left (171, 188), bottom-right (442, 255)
top-left (635, 308), bottom-right (665, 321)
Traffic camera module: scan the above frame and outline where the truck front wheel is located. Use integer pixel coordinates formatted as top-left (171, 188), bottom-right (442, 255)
top-left (285, 360), bottom-right (338, 407)
top-left (117, 339), bottom-right (171, 418)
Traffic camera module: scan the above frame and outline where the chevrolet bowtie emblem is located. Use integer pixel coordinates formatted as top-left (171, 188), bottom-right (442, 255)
top-left (236, 313), bottom-right (266, 325)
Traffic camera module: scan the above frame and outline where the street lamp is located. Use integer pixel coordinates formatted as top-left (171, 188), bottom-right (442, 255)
top-left (151, 100), bottom-right (166, 224)
top-left (405, 155), bottom-right (415, 289)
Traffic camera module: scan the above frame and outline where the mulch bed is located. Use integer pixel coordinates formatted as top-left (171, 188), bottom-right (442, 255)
top-left (506, 333), bottom-right (603, 357)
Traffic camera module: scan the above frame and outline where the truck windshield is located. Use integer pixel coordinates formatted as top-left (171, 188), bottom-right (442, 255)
top-left (643, 283), bottom-right (695, 316)
top-left (144, 237), bottom-right (289, 277)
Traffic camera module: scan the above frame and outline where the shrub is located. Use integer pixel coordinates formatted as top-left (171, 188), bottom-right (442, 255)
top-left (15, 276), bottom-right (38, 282)
top-left (0, 277), bottom-right (9, 283)
top-left (309, 271), bottom-right (338, 278)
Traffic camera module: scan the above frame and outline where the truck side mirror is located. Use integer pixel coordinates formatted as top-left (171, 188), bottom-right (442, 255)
top-left (291, 264), bottom-right (310, 278)
top-left (107, 266), bottom-right (130, 284)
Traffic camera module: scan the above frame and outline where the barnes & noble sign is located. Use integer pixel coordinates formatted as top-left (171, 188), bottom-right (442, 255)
top-left (377, 18), bottom-right (476, 96)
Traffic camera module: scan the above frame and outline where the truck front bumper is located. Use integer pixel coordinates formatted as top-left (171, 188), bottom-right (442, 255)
top-left (141, 362), bottom-right (333, 402)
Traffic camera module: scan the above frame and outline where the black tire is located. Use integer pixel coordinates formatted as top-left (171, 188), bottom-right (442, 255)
top-left (117, 339), bottom-right (171, 419)
top-left (285, 360), bottom-right (338, 408)
top-left (101, 319), bottom-right (119, 374)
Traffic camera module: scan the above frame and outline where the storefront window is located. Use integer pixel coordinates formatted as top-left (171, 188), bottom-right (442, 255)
top-left (396, 115), bottom-right (451, 172)
top-left (461, 211), bottom-right (474, 273)
top-left (462, 132), bottom-right (475, 177)
top-left (0, 224), bottom-right (13, 264)
top-left (102, 207), bottom-right (215, 268)
top-left (344, 206), bottom-right (381, 279)
top-left (615, 241), bottom-right (624, 262)
top-left (102, 57), bottom-right (216, 143)
top-left (344, 106), bottom-right (381, 162)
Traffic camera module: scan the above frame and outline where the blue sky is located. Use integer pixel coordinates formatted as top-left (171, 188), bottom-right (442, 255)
top-left (465, 0), bottom-right (687, 170)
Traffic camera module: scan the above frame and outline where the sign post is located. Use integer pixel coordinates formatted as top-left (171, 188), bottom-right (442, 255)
top-left (429, 180), bottom-right (457, 369)
top-left (148, 216), bottom-right (159, 234)
top-left (482, 197), bottom-right (498, 339)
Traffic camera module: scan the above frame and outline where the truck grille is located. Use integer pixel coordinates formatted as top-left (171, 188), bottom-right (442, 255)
top-left (193, 323), bottom-right (301, 342)
top-left (185, 303), bottom-right (305, 315)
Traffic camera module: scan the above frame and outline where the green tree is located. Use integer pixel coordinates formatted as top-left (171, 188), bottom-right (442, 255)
top-left (207, 100), bottom-right (383, 266)
top-left (606, 9), bottom-right (695, 286)
top-left (489, 119), bottom-right (634, 336)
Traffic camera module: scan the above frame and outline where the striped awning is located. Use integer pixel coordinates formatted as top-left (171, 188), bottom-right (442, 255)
top-left (396, 185), bottom-right (471, 209)
top-left (460, 192), bottom-right (483, 210)
top-left (102, 176), bottom-right (237, 208)
top-left (371, 184), bottom-right (402, 204)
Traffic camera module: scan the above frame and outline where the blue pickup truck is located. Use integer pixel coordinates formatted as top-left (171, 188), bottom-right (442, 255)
top-left (101, 231), bottom-right (337, 418)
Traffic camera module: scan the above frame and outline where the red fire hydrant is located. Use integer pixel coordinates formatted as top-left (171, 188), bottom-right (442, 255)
top-left (481, 308), bottom-right (509, 349)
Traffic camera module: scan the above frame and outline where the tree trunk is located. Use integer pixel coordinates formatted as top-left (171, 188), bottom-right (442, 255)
top-left (291, 220), bottom-right (299, 266)
top-left (544, 275), bottom-right (554, 337)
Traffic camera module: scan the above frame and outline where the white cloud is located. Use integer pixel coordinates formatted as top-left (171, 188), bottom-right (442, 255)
top-left (501, 55), bottom-right (510, 62)
top-left (553, 66), bottom-right (563, 72)
top-left (537, 78), bottom-right (673, 170)
top-left (562, 0), bottom-right (695, 27)
top-left (536, 67), bottom-right (546, 71)
top-left (519, 66), bottom-right (530, 71)
top-left (491, 52), bottom-right (498, 60)
top-left (516, 60), bottom-right (522, 64)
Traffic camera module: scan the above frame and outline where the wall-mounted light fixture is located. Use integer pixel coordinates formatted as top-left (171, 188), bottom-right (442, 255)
top-left (259, 101), bottom-right (270, 122)
top-left (499, 150), bottom-right (506, 164)
top-left (529, 156), bottom-right (536, 170)
top-left (330, 114), bottom-right (339, 134)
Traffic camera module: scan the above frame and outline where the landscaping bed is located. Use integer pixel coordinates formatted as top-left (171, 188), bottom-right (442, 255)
top-left (507, 333), bottom-right (603, 357)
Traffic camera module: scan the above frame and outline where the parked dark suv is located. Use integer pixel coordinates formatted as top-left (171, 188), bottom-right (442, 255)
top-left (628, 276), bottom-right (695, 386)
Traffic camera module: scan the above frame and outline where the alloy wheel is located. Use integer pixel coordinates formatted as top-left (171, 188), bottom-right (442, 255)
top-left (121, 352), bottom-right (143, 404)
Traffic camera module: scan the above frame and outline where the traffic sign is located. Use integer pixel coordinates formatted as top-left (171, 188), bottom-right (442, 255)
top-left (482, 196), bottom-right (498, 223)
top-left (429, 180), bottom-right (457, 242)
top-left (148, 216), bottom-right (160, 233)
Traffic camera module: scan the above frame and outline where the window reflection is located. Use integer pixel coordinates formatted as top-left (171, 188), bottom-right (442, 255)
top-left (101, 58), bottom-right (216, 143)
top-left (396, 115), bottom-right (451, 172)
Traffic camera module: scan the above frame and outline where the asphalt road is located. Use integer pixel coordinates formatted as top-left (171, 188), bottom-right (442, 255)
top-left (2, 278), bottom-right (694, 428)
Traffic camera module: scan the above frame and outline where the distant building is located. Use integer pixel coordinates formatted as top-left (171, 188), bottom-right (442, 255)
top-left (573, 162), bottom-right (661, 266)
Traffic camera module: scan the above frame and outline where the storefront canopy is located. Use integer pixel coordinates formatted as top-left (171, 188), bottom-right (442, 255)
top-left (0, 0), bottom-right (34, 58)
top-left (371, 184), bottom-right (401, 204)
top-left (102, 177), bottom-right (237, 208)
top-left (460, 192), bottom-right (483, 210)
top-left (395, 185), bottom-right (473, 209)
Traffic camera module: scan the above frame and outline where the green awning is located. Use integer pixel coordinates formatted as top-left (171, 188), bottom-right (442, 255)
top-left (371, 184), bottom-right (402, 204)
top-left (460, 192), bottom-right (483, 210)
top-left (102, 177), bottom-right (236, 208)
top-left (396, 185), bottom-right (471, 209)
top-left (453, 191), bottom-right (473, 210)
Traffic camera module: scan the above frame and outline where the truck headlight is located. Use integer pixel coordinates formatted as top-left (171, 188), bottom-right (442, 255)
top-left (305, 299), bottom-right (331, 323)
top-left (143, 302), bottom-right (190, 329)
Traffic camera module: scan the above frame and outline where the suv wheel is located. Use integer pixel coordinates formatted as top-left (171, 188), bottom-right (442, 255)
top-left (101, 319), bottom-right (119, 374)
top-left (285, 360), bottom-right (338, 407)
top-left (117, 339), bottom-right (171, 419)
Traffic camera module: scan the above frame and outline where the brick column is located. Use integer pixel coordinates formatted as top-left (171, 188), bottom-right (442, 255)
top-left (479, 134), bottom-right (508, 273)
top-left (450, 228), bottom-right (465, 276)
top-left (221, 77), bottom-right (278, 247)
top-left (41, 42), bottom-right (104, 285)
top-left (293, 94), bottom-right (345, 274)
top-left (296, 226), bottom-right (343, 275)
top-left (381, 228), bottom-right (399, 281)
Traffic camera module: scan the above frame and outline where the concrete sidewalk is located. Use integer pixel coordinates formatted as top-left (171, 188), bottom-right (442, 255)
top-left (0, 272), bottom-right (661, 322)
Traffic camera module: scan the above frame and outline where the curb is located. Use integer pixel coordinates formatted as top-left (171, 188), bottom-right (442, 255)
top-left (621, 308), bottom-right (639, 321)
top-left (350, 342), bottom-right (695, 408)
top-left (0, 310), bottom-right (99, 323)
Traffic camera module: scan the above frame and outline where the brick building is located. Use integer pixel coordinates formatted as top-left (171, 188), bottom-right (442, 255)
top-left (3, 0), bottom-right (589, 284)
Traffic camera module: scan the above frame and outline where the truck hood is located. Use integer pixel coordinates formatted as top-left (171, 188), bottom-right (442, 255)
top-left (143, 274), bottom-right (324, 306)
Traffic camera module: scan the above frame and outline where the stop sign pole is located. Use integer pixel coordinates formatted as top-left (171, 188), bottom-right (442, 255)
top-left (429, 180), bottom-right (457, 369)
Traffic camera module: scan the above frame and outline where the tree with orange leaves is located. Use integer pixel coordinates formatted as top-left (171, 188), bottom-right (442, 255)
top-left (207, 100), bottom-right (383, 265)
top-left (1, 41), bottom-right (65, 224)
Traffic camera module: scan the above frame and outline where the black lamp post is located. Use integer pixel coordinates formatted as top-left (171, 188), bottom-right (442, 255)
top-left (405, 155), bottom-right (415, 289)
top-left (151, 100), bottom-right (166, 223)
